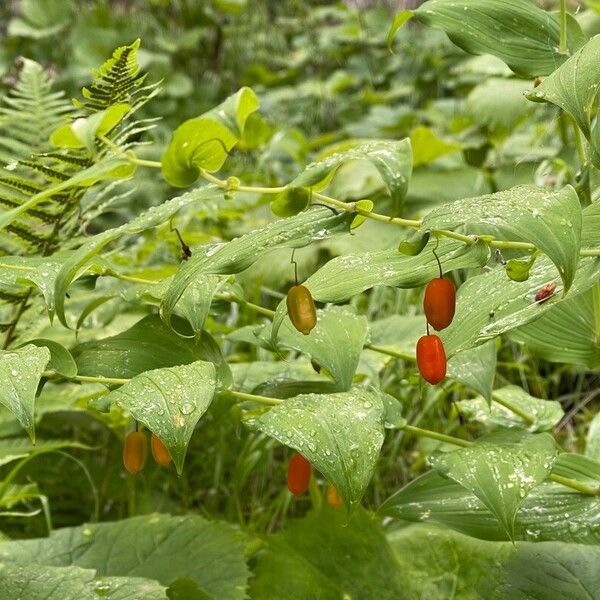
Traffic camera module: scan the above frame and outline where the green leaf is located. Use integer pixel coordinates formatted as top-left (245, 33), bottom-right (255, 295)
top-left (20, 339), bottom-right (77, 378)
top-left (0, 344), bottom-right (50, 442)
top-left (54, 185), bottom-right (222, 327)
top-left (270, 187), bottom-right (311, 218)
top-left (93, 360), bottom-right (216, 474)
top-left (0, 437), bottom-right (92, 467)
top-left (250, 507), bottom-right (407, 600)
top-left (160, 207), bottom-right (353, 329)
top-left (585, 412), bottom-right (600, 461)
top-left (380, 456), bottom-right (600, 544)
top-left (0, 564), bottom-right (168, 600)
top-left (423, 184), bottom-right (582, 292)
top-left (72, 314), bottom-right (231, 387)
top-left (409, 126), bottom-right (461, 167)
top-left (247, 388), bottom-right (385, 507)
top-left (466, 78), bottom-right (535, 132)
top-left (509, 289), bottom-right (600, 368)
top-left (430, 429), bottom-right (558, 540)
top-left (506, 255), bottom-right (536, 282)
top-left (387, 10), bottom-right (415, 49)
top-left (457, 385), bottom-right (564, 432)
top-left (447, 341), bottom-right (496, 402)
top-left (276, 306), bottom-right (368, 391)
top-left (526, 35), bottom-right (600, 139)
top-left (413, 0), bottom-right (585, 78)
top-left (387, 525), bottom-right (511, 599)
top-left (50, 103), bottom-right (131, 151)
top-left (306, 238), bottom-right (489, 303)
top-left (496, 542), bottom-right (600, 599)
top-left (0, 513), bottom-right (251, 600)
top-left (161, 87), bottom-right (259, 187)
top-left (289, 139), bottom-right (412, 209)
top-left (398, 229), bottom-right (430, 256)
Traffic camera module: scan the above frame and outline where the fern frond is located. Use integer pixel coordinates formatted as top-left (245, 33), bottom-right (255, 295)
top-left (0, 59), bottom-right (72, 162)
top-left (75, 39), bottom-right (147, 113)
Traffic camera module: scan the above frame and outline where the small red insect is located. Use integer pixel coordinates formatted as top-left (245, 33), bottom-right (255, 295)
top-left (534, 282), bottom-right (556, 303)
top-left (287, 453), bottom-right (312, 496)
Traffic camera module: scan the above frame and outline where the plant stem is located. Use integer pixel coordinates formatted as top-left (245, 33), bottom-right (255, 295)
top-left (225, 390), bottom-right (283, 406)
top-left (217, 293), bottom-right (276, 318)
top-left (42, 371), bottom-right (130, 386)
top-left (403, 424), bottom-right (472, 448)
top-left (593, 283), bottom-right (600, 347)
top-left (491, 393), bottom-right (536, 426)
top-left (559, 0), bottom-right (568, 54)
top-left (364, 343), bottom-right (415, 362)
top-left (200, 169), bottom-right (286, 194)
top-left (549, 473), bottom-right (600, 496)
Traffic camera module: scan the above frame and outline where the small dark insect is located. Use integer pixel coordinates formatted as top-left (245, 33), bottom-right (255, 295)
top-left (534, 282), bottom-right (557, 303)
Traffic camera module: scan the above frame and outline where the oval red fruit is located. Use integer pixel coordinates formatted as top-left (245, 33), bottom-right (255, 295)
top-left (287, 452), bottom-right (311, 495)
top-left (151, 433), bottom-right (171, 466)
top-left (423, 277), bottom-right (456, 331)
top-left (287, 285), bottom-right (317, 335)
top-left (416, 334), bottom-right (447, 385)
top-left (123, 431), bottom-right (148, 475)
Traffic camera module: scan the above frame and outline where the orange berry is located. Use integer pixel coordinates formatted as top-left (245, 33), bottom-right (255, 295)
top-left (123, 431), bottom-right (148, 475)
top-left (326, 484), bottom-right (343, 509)
top-left (287, 285), bottom-right (317, 335)
top-left (287, 452), bottom-right (311, 495)
top-left (416, 334), bottom-right (447, 385)
top-left (151, 433), bottom-right (171, 466)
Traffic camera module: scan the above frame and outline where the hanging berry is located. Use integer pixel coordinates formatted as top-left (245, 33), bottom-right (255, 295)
top-left (287, 285), bottom-right (317, 335)
top-left (287, 452), bottom-right (312, 496)
top-left (151, 433), bottom-right (171, 466)
top-left (326, 484), bottom-right (343, 509)
top-left (123, 431), bottom-right (148, 475)
top-left (423, 277), bottom-right (456, 330)
top-left (416, 334), bottom-right (447, 385)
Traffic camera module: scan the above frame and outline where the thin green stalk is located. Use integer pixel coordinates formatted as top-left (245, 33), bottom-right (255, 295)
top-left (226, 390), bottom-right (283, 406)
top-left (364, 343), bottom-right (415, 362)
top-left (559, 0), bottom-right (568, 54)
top-left (492, 393), bottom-right (535, 426)
top-left (402, 424), bottom-right (472, 448)
top-left (549, 473), bottom-right (600, 496)
top-left (218, 293), bottom-right (276, 318)
top-left (593, 283), bottom-right (600, 347)
top-left (43, 371), bottom-right (130, 386)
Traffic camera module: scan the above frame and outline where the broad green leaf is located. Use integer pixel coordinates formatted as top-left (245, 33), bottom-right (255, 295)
top-left (250, 507), bottom-right (407, 600)
top-left (54, 185), bottom-right (222, 327)
top-left (0, 513), bottom-right (251, 600)
top-left (592, 116), bottom-right (600, 169)
top-left (0, 564), bottom-right (168, 600)
top-left (276, 306), bottom-right (368, 391)
top-left (270, 187), bottom-right (311, 218)
top-left (0, 159), bottom-right (135, 231)
top-left (160, 207), bottom-right (353, 329)
top-left (412, 0), bottom-right (585, 78)
top-left (457, 385), bottom-right (564, 432)
top-left (526, 35), bottom-right (600, 139)
top-left (398, 228), bottom-right (430, 256)
top-left (248, 388), bottom-right (385, 507)
top-left (367, 315), bottom-right (423, 357)
top-left (466, 78), bottom-right (534, 132)
top-left (161, 87), bottom-right (259, 187)
top-left (21, 339), bottom-right (77, 378)
top-left (72, 314), bottom-right (231, 387)
top-left (387, 525), bottom-right (511, 599)
top-left (586, 412), bottom-right (600, 461)
top-left (306, 238), bottom-right (489, 303)
top-left (447, 342), bottom-right (496, 402)
top-left (509, 290), bottom-right (600, 368)
top-left (430, 429), bottom-right (558, 539)
top-left (93, 361), bottom-right (216, 473)
top-left (409, 126), bottom-right (461, 167)
top-left (0, 344), bottom-right (50, 442)
top-left (289, 139), bottom-right (412, 209)
top-left (387, 10), bottom-right (414, 50)
top-left (380, 456), bottom-right (600, 544)
top-left (496, 542), bottom-right (600, 599)
top-left (50, 103), bottom-right (131, 151)
top-left (423, 184), bottom-right (582, 292)
top-left (230, 360), bottom-right (324, 394)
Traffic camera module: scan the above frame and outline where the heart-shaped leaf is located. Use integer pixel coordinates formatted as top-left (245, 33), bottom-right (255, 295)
top-left (0, 344), bottom-right (50, 442)
top-left (95, 361), bottom-right (217, 473)
top-left (247, 387), bottom-right (386, 508)
top-left (430, 429), bottom-right (558, 540)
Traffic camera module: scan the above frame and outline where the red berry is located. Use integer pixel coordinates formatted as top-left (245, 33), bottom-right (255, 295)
top-left (151, 433), bottom-right (171, 466)
top-left (423, 277), bottom-right (456, 331)
top-left (123, 431), bottom-right (148, 475)
top-left (287, 453), bottom-right (311, 495)
top-left (416, 334), bottom-right (447, 385)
